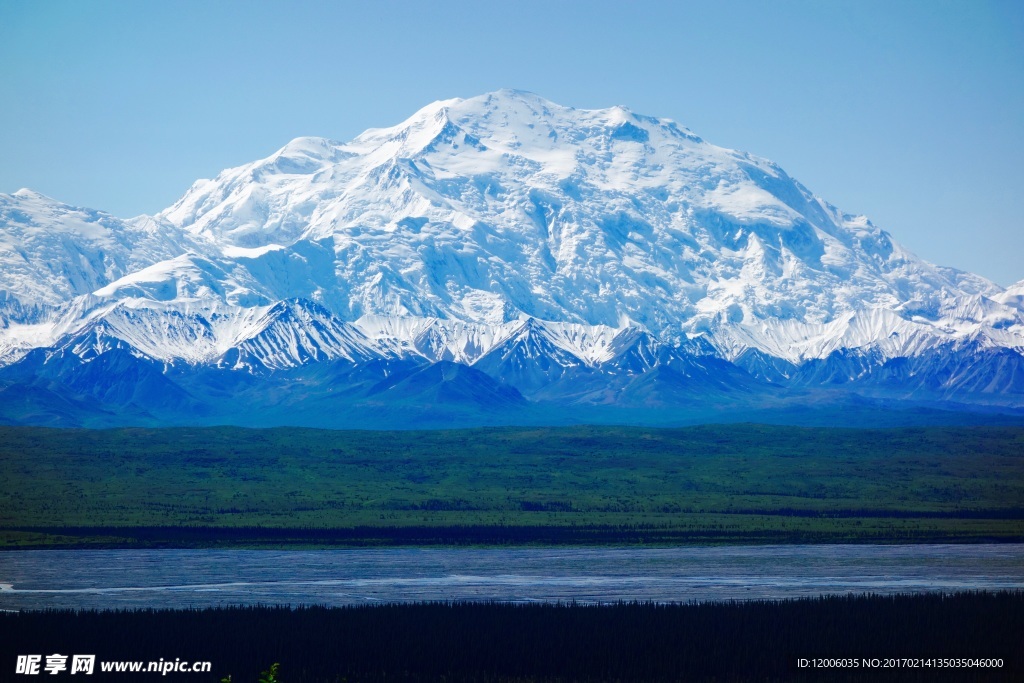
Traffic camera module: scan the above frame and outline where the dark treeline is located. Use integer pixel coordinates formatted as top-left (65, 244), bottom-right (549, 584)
top-left (10, 523), bottom-right (1022, 548)
top-left (3, 592), bottom-right (1021, 682)
top-left (724, 507), bottom-right (1024, 519)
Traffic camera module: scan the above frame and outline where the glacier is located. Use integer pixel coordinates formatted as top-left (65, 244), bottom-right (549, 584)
top-left (1, 90), bottom-right (1022, 427)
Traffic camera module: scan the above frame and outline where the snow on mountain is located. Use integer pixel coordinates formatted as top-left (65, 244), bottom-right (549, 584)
top-left (219, 298), bottom-right (382, 371)
top-left (0, 189), bottom-right (195, 311)
top-left (1, 90), bottom-right (1022, 423)
top-left (472, 318), bottom-right (592, 396)
top-left (994, 280), bottom-right (1024, 314)
top-left (148, 90), bottom-right (1020, 358)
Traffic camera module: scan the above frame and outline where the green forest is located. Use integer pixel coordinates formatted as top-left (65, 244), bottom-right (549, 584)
top-left (2, 424), bottom-right (1022, 547)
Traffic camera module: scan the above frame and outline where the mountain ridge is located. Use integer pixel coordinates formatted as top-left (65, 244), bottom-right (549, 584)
top-left (1, 90), bottom-right (1022, 427)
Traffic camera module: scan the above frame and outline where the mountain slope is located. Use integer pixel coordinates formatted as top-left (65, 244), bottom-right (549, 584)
top-left (154, 90), bottom-right (1013, 346)
top-left (1, 90), bottom-right (1022, 426)
top-left (0, 189), bottom-right (195, 312)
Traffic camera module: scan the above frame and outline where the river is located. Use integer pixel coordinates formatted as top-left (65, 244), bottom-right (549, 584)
top-left (1, 544), bottom-right (1021, 610)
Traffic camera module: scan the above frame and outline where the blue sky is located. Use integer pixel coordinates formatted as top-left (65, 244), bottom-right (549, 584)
top-left (1, 0), bottom-right (1021, 285)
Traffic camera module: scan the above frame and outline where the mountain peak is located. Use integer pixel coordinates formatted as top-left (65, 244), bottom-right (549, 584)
top-left (2, 93), bottom-right (1023, 422)
top-left (144, 92), bottom-right (1011, 337)
top-left (7, 94), bottom-right (1021, 375)
top-left (12, 188), bottom-right (51, 200)
top-left (273, 136), bottom-right (344, 160)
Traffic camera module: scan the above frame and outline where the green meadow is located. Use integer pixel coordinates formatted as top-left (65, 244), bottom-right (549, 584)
top-left (2, 424), bottom-right (1022, 547)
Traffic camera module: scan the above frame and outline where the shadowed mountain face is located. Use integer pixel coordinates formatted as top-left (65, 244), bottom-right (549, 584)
top-left (1, 91), bottom-right (1022, 427)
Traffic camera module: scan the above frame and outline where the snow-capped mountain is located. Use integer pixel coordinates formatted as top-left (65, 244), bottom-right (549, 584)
top-left (1, 90), bottom-right (1022, 427)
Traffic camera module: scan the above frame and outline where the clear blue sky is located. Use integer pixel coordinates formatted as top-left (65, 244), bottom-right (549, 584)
top-left (2, 0), bottom-right (1021, 285)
